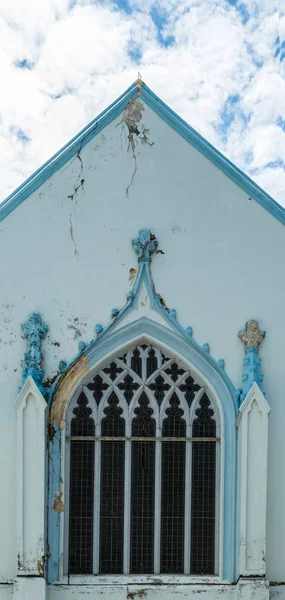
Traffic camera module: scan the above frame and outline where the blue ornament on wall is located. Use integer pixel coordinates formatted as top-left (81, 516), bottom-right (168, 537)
top-left (238, 319), bottom-right (266, 403)
top-left (21, 313), bottom-right (48, 395)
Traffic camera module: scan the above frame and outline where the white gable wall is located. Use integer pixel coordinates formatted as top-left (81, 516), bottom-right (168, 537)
top-left (0, 100), bottom-right (284, 587)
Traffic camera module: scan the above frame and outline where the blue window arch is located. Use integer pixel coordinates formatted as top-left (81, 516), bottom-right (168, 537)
top-left (48, 317), bottom-right (237, 583)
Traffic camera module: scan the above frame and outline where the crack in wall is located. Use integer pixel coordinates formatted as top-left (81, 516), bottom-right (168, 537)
top-left (65, 148), bottom-right (85, 258)
top-left (67, 178), bottom-right (85, 201)
top-left (67, 149), bottom-right (85, 202)
top-left (69, 213), bottom-right (79, 258)
top-left (120, 98), bottom-right (154, 197)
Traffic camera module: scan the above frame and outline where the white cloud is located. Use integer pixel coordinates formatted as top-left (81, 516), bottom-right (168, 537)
top-left (0, 0), bottom-right (284, 205)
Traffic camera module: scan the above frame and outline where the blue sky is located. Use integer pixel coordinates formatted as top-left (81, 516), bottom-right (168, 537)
top-left (0, 0), bottom-right (284, 204)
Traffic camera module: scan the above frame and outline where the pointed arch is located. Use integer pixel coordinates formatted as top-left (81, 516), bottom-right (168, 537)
top-left (48, 318), bottom-right (237, 583)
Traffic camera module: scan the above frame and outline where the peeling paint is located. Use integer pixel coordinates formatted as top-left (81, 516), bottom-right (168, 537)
top-left (50, 354), bottom-right (89, 429)
top-left (120, 98), bottom-right (154, 197)
top-left (37, 555), bottom-right (44, 576)
top-left (43, 372), bottom-right (60, 390)
top-left (156, 293), bottom-right (169, 311)
top-left (129, 268), bottom-right (137, 283)
top-left (127, 590), bottom-right (147, 599)
top-left (67, 320), bottom-right (83, 340)
top-left (48, 423), bottom-right (56, 442)
top-left (53, 491), bottom-right (64, 513)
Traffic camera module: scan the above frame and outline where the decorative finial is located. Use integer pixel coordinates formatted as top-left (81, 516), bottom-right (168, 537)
top-left (78, 341), bottom-right (87, 352)
top-left (238, 320), bottom-right (266, 403)
top-left (21, 313), bottom-right (48, 394)
top-left (132, 229), bottom-right (158, 261)
top-left (95, 323), bottom-right (103, 335)
top-left (238, 319), bottom-right (265, 349)
top-left (59, 360), bottom-right (67, 373)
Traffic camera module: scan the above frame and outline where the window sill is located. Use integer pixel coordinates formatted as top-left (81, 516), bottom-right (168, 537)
top-left (55, 574), bottom-right (224, 586)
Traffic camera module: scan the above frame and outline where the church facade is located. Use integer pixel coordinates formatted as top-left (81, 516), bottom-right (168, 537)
top-left (0, 80), bottom-right (284, 600)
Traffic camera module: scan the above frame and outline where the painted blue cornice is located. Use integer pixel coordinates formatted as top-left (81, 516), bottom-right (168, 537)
top-left (21, 312), bottom-right (48, 396)
top-left (238, 319), bottom-right (266, 403)
top-left (0, 80), bottom-right (284, 225)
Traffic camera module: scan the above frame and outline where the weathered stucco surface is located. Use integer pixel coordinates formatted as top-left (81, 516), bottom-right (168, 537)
top-left (0, 96), bottom-right (285, 597)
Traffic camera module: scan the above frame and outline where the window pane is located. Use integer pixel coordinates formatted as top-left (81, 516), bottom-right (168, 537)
top-left (69, 393), bottom-right (95, 574)
top-left (100, 393), bottom-right (125, 574)
top-left (191, 394), bottom-right (216, 575)
top-left (131, 392), bottom-right (155, 573)
top-left (161, 393), bottom-right (186, 573)
top-left (131, 441), bottom-right (155, 573)
top-left (100, 441), bottom-right (125, 573)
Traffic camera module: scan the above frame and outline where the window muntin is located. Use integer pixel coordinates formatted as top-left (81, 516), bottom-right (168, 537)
top-left (66, 344), bottom-right (220, 576)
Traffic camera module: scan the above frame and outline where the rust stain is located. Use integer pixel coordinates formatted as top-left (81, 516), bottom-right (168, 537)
top-left (37, 556), bottom-right (44, 576)
top-left (50, 354), bottom-right (89, 430)
top-left (53, 491), bottom-right (64, 513)
top-left (129, 268), bottom-right (137, 284)
top-left (127, 591), bottom-right (147, 599)
top-left (121, 98), bottom-right (154, 197)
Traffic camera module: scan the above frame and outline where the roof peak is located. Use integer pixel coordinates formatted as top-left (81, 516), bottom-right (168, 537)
top-left (0, 80), bottom-right (284, 226)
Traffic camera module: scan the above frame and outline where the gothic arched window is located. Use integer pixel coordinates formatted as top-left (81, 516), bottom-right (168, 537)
top-left (65, 344), bottom-right (220, 576)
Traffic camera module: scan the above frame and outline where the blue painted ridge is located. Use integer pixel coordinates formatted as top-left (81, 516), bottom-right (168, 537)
top-left (0, 80), bottom-right (284, 226)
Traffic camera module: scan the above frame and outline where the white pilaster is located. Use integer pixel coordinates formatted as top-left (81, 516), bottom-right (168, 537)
top-left (236, 382), bottom-right (270, 576)
top-left (13, 577), bottom-right (47, 600)
top-left (14, 376), bottom-right (48, 589)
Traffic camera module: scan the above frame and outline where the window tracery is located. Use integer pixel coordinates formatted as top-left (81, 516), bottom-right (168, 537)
top-left (66, 344), bottom-right (220, 576)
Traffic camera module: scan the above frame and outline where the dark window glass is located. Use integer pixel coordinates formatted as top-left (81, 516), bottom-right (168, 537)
top-left (131, 348), bottom-right (142, 378)
top-left (165, 362), bottom-right (185, 382)
top-left (100, 393), bottom-right (125, 573)
top-left (118, 374), bottom-right (139, 403)
top-left (87, 375), bottom-right (108, 404)
top-left (131, 393), bottom-right (155, 573)
top-left (67, 347), bottom-right (218, 577)
top-left (69, 393), bottom-right (95, 574)
top-left (161, 394), bottom-right (186, 573)
top-left (103, 361), bottom-right (123, 381)
top-left (179, 376), bottom-right (201, 407)
top-left (191, 394), bottom-right (216, 575)
top-left (149, 375), bottom-right (170, 405)
top-left (147, 348), bottom-right (158, 378)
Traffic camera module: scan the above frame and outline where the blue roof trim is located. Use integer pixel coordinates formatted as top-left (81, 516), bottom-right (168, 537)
top-left (0, 82), bottom-right (138, 222)
top-left (0, 79), bottom-right (284, 225)
top-left (141, 85), bottom-right (285, 225)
